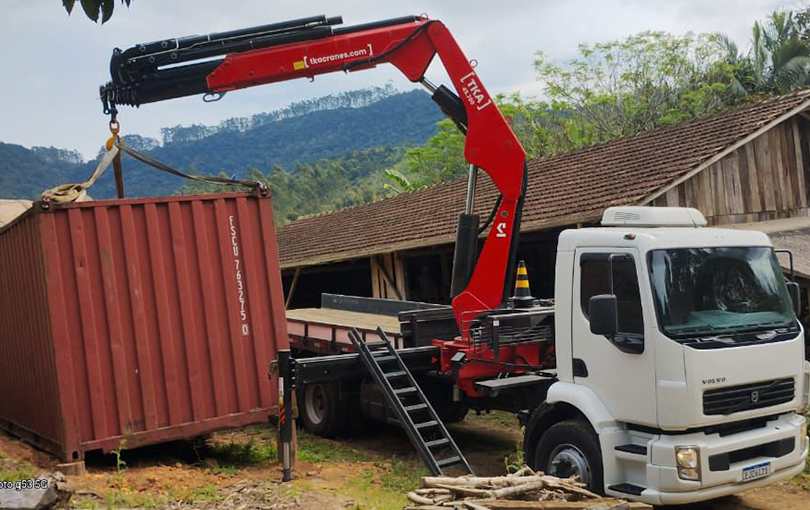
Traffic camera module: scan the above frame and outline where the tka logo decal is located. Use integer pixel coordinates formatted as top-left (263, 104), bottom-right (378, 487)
top-left (460, 71), bottom-right (492, 111)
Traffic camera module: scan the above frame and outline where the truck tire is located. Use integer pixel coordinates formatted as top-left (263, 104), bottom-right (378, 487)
top-left (296, 382), bottom-right (349, 438)
top-left (437, 402), bottom-right (469, 424)
top-left (418, 376), bottom-right (468, 424)
top-left (533, 419), bottom-right (604, 494)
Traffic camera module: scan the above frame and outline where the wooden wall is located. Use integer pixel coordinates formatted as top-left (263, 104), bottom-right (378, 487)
top-left (649, 116), bottom-right (810, 225)
top-left (370, 253), bottom-right (408, 300)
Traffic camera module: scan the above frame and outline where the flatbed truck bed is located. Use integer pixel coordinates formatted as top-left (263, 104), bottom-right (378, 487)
top-left (284, 295), bottom-right (554, 429)
top-left (286, 294), bottom-right (452, 355)
top-left (286, 307), bottom-right (403, 353)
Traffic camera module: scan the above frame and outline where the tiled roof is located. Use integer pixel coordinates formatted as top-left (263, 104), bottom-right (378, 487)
top-left (277, 92), bottom-right (810, 268)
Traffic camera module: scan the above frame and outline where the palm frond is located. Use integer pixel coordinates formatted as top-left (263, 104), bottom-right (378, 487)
top-left (714, 32), bottom-right (740, 62)
top-left (773, 55), bottom-right (810, 92)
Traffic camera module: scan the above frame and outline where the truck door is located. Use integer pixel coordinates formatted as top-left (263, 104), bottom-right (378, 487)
top-left (571, 248), bottom-right (657, 427)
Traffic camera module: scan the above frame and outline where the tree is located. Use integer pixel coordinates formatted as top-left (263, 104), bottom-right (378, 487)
top-left (178, 147), bottom-right (401, 225)
top-left (390, 31), bottom-right (746, 192)
top-left (383, 93), bottom-right (563, 193)
top-left (62, 0), bottom-right (131, 23)
top-left (399, 119), bottom-right (467, 188)
top-left (751, 11), bottom-right (810, 94)
top-left (534, 31), bottom-right (744, 145)
top-left (717, 10), bottom-right (810, 96)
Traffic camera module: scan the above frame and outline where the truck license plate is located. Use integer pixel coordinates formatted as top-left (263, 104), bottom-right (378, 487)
top-left (742, 461), bottom-right (770, 482)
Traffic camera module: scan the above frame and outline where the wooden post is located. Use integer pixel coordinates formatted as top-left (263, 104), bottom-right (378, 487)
top-left (371, 256), bottom-right (382, 298)
top-left (393, 252), bottom-right (408, 300)
top-left (375, 255), bottom-right (403, 300)
top-left (285, 267), bottom-right (301, 309)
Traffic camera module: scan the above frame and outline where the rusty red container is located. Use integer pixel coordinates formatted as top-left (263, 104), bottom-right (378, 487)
top-left (0, 192), bottom-right (288, 461)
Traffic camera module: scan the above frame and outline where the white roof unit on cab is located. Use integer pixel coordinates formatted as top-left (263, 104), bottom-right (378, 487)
top-left (601, 206), bottom-right (707, 228)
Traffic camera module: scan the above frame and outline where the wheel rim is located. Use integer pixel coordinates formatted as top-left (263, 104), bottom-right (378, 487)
top-left (304, 384), bottom-right (326, 425)
top-left (547, 443), bottom-right (592, 485)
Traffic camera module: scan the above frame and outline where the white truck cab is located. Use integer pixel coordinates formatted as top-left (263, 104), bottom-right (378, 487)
top-left (529, 206), bottom-right (809, 505)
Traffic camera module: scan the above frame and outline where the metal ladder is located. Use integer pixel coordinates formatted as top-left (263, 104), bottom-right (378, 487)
top-left (348, 327), bottom-right (473, 476)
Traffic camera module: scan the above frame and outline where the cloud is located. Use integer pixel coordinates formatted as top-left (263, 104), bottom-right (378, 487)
top-left (0, 0), bottom-right (787, 159)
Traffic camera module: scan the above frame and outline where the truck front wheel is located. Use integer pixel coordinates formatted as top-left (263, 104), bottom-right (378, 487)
top-left (534, 419), bottom-right (604, 494)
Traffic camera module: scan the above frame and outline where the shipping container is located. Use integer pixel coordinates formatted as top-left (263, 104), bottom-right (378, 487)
top-left (0, 191), bottom-right (288, 462)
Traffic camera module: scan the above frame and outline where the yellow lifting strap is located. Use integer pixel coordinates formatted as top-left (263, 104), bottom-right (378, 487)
top-left (41, 119), bottom-right (266, 204)
top-left (41, 122), bottom-right (122, 203)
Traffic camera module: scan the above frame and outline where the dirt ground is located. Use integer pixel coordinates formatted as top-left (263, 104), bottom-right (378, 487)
top-left (0, 412), bottom-right (808, 509)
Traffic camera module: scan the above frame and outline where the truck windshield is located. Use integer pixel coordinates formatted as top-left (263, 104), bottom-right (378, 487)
top-left (648, 247), bottom-right (795, 338)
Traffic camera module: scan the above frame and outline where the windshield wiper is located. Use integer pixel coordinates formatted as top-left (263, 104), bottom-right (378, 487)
top-left (731, 321), bottom-right (796, 333)
top-left (718, 322), bottom-right (797, 342)
top-left (669, 321), bottom-right (796, 340)
top-left (722, 379), bottom-right (783, 415)
top-left (668, 325), bottom-right (717, 337)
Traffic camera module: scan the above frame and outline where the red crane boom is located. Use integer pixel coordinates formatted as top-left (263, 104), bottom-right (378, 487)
top-left (101, 15), bottom-right (533, 388)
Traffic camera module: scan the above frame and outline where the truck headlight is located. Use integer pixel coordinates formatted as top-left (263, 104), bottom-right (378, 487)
top-left (676, 446), bottom-right (701, 481)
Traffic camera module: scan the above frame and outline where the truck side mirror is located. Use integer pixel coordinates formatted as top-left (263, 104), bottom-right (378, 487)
top-left (787, 281), bottom-right (801, 317)
top-left (775, 249), bottom-right (801, 316)
top-left (589, 294), bottom-right (618, 336)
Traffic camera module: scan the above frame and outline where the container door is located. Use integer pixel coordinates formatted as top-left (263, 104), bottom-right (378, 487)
top-left (571, 248), bottom-right (657, 427)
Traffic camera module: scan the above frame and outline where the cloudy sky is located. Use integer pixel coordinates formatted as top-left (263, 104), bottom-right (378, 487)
top-left (0, 0), bottom-right (794, 158)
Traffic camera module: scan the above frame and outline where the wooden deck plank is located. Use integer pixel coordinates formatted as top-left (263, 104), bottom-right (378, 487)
top-left (286, 307), bottom-right (402, 334)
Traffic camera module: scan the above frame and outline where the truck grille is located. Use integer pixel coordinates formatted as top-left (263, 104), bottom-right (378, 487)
top-left (703, 378), bottom-right (795, 416)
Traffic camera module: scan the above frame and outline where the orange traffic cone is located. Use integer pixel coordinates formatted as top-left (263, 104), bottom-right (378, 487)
top-left (512, 260), bottom-right (535, 309)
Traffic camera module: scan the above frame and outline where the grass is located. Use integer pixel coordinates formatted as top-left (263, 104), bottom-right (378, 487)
top-left (290, 462), bottom-right (424, 510)
top-left (204, 437), bottom-right (278, 466)
top-left (200, 427), bottom-right (424, 509)
top-left (209, 427), bottom-right (425, 508)
top-left (343, 469), bottom-right (412, 509)
top-left (288, 429), bottom-right (427, 510)
top-left (296, 431), bottom-right (371, 464)
top-left (3, 423), bottom-right (427, 510)
top-left (110, 439), bottom-right (127, 473)
top-left (474, 409), bottom-right (519, 428)
top-left (0, 462), bottom-right (37, 483)
top-left (377, 457), bottom-right (425, 493)
top-left (340, 460), bottom-right (427, 510)
top-left (503, 427), bottom-right (526, 474)
top-left (298, 429), bottom-right (428, 509)
top-left (796, 467), bottom-right (810, 491)
top-left (73, 483), bottom-right (222, 510)
top-left (199, 429), bottom-right (376, 476)
top-left (336, 453), bottom-right (426, 509)
top-left (206, 463), bottom-right (240, 476)
top-left (0, 448), bottom-right (37, 483)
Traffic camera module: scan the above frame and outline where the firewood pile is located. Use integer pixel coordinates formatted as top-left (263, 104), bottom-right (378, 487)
top-left (404, 467), bottom-right (652, 510)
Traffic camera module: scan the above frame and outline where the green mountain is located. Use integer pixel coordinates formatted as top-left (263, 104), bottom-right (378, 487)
top-left (0, 144), bottom-right (84, 199)
top-left (178, 145), bottom-right (406, 223)
top-left (0, 87), bottom-right (443, 201)
top-left (80, 88), bottom-right (441, 199)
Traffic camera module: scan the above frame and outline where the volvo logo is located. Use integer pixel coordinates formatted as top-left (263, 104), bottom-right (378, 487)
top-left (751, 390), bottom-right (760, 403)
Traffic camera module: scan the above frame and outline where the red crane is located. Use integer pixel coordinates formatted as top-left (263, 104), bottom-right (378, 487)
top-left (101, 14), bottom-right (539, 394)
